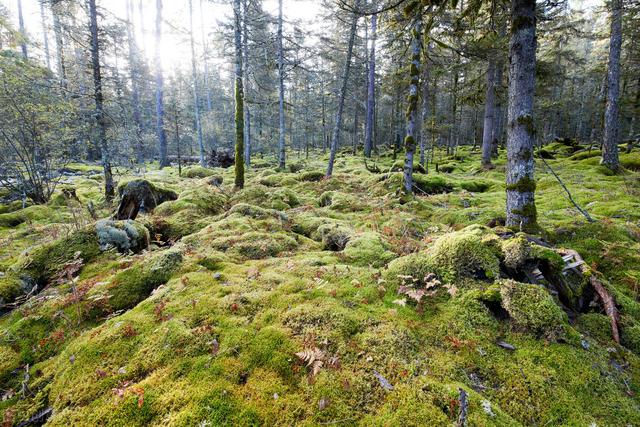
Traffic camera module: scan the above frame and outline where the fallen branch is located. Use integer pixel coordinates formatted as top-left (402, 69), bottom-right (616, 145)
top-left (538, 156), bottom-right (594, 223)
top-left (457, 388), bottom-right (468, 427)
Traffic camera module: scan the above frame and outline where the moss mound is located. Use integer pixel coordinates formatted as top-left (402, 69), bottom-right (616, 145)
top-left (317, 223), bottom-right (353, 251)
top-left (182, 165), bottom-right (218, 178)
top-left (343, 232), bottom-right (396, 267)
top-left (95, 219), bottom-right (150, 253)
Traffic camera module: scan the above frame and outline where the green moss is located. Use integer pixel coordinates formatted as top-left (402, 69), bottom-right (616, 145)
top-left (501, 236), bottom-right (531, 270)
top-left (577, 313), bottom-right (615, 343)
top-left (0, 205), bottom-right (57, 228)
top-left (211, 231), bottom-right (297, 259)
top-left (104, 249), bottom-right (183, 312)
top-left (569, 149), bottom-right (601, 161)
top-left (459, 179), bottom-right (491, 193)
top-left (317, 223), bottom-right (353, 251)
top-left (382, 251), bottom-right (434, 290)
top-left (412, 175), bottom-right (454, 194)
top-left (227, 203), bottom-right (286, 221)
top-left (298, 170), bottom-right (325, 182)
top-left (621, 321), bottom-right (640, 353)
top-left (500, 280), bottom-right (567, 340)
top-left (343, 232), bottom-right (396, 267)
top-left (182, 166), bottom-right (217, 178)
top-left (427, 226), bottom-right (500, 283)
top-left (506, 176), bottom-right (536, 193)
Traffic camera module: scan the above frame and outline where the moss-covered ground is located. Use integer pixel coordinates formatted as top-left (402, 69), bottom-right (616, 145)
top-left (1, 147), bottom-right (639, 426)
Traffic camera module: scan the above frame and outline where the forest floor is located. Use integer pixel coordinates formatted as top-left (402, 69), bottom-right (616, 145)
top-left (1, 141), bottom-right (640, 426)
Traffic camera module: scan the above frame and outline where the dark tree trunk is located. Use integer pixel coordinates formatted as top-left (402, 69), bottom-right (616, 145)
top-left (505, 0), bottom-right (537, 231)
top-left (154, 0), bottom-right (169, 168)
top-left (403, 16), bottom-right (423, 195)
top-left (233, 0), bottom-right (245, 188)
top-left (364, 14), bottom-right (377, 158)
top-left (601, 0), bottom-right (622, 172)
top-left (88, 0), bottom-right (115, 201)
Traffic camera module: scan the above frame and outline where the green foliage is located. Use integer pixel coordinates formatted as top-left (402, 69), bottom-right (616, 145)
top-left (182, 166), bottom-right (218, 178)
top-left (343, 232), bottom-right (396, 267)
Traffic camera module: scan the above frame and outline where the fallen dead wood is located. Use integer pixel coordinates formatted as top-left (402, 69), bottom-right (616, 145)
top-left (560, 249), bottom-right (620, 343)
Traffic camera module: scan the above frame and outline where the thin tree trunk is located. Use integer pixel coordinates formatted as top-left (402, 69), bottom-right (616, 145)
top-left (505, 0), bottom-right (537, 231)
top-left (277, 0), bottom-right (286, 169)
top-left (403, 15), bottom-right (423, 195)
top-left (88, 0), bottom-right (114, 200)
top-left (200, 0), bottom-right (213, 112)
top-left (419, 42), bottom-right (431, 168)
top-left (154, 0), bottom-right (169, 168)
top-left (364, 14), bottom-right (377, 158)
top-left (326, 0), bottom-right (360, 177)
top-left (233, 0), bottom-right (245, 188)
top-left (51, 3), bottom-right (66, 88)
top-left (242, 0), bottom-right (251, 167)
top-left (39, 1), bottom-right (51, 69)
top-left (492, 58), bottom-right (504, 157)
top-left (601, 0), bottom-right (622, 172)
top-left (17, 0), bottom-right (28, 59)
top-left (126, 0), bottom-right (144, 164)
top-left (189, 0), bottom-right (206, 166)
top-left (481, 60), bottom-right (497, 167)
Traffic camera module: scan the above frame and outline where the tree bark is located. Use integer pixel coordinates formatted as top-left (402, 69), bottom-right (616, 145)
top-left (505, 0), bottom-right (537, 231)
top-left (364, 14), bottom-right (377, 158)
top-left (88, 0), bottom-right (115, 200)
top-left (601, 0), bottom-right (622, 172)
top-left (277, 0), bottom-right (286, 169)
top-left (492, 58), bottom-right (504, 157)
top-left (51, 3), bottom-right (66, 88)
top-left (233, 0), bottom-right (245, 188)
top-left (189, 0), bottom-right (206, 167)
top-left (326, 0), bottom-right (360, 177)
top-left (403, 16), bottom-right (423, 195)
top-left (419, 42), bottom-right (431, 169)
top-left (154, 0), bottom-right (169, 168)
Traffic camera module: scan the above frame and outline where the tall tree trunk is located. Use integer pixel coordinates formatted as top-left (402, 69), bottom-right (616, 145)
top-left (88, 0), bottom-right (114, 201)
top-left (277, 0), bottom-right (286, 169)
top-left (17, 0), bottom-right (28, 59)
top-left (126, 0), bottom-right (144, 164)
top-left (481, 60), bottom-right (497, 167)
top-left (364, 14), bottom-right (377, 158)
top-left (403, 15), bottom-right (423, 195)
top-left (601, 0), bottom-right (622, 172)
top-left (242, 0), bottom-right (251, 167)
top-left (51, 3), bottom-right (66, 88)
top-left (505, 0), bottom-right (537, 231)
top-left (491, 58), bottom-right (504, 157)
top-left (326, 0), bottom-right (360, 177)
top-left (200, 0), bottom-right (213, 112)
top-left (419, 42), bottom-right (431, 169)
top-left (154, 0), bottom-right (169, 168)
top-left (233, 0), bottom-right (245, 188)
top-left (189, 0), bottom-right (206, 166)
top-left (39, 1), bottom-right (51, 69)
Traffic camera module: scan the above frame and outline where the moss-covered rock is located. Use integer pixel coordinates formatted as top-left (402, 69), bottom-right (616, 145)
top-left (427, 227), bottom-right (500, 283)
top-left (501, 235), bottom-right (531, 270)
top-left (211, 232), bottom-right (297, 259)
top-left (154, 184), bottom-right (226, 216)
top-left (382, 252), bottom-right (434, 290)
top-left (500, 280), bottom-right (567, 340)
top-left (317, 223), bottom-right (353, 251)
top-left (115, 179), bottom-right (178, 220)
top-left (105, 249), bottom-right (183, 312)
top-left (95, 219), bottom-right (150, 253)
top-left (182, 166), bottom-right (217, 178)
top-left (298, 170), bottom-right (325, 182)
top-left (343, 232), bottom-right (396, 267)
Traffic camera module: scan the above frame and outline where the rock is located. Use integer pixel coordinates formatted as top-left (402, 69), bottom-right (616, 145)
top-left (115, 180), bottom-right (177, 220)
top-left (497, 341), bottom-right (516, 351)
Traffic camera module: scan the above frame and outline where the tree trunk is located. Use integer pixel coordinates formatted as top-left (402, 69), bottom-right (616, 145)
top-left (51, 3), bottom-right (66, 88)
top-left (126, 0), bottom-right (145, 164)
top-left (200, 0), bottom-right (213, 112)
top-left (419, 42), bottom-right (431, 169)
top-left (88, 0), bottom-right (114, 201)
top-left (277, 0), bottom-right (286, 169)
top-left (242, 0), bottom-right (251, 167)
top-left (154, 0), bottom-right (169, 168)
top-left (492, 58), bottom-right (504, 157)
top-left (364, 14), bottom-right (377, 158)
top-left (481, 60), bottom-right (497, 167)
top-left (326, 0), bottom-right (360, 177)
top-left (189, 0), bottom-right (206, 167)
top-left (17, 0), bottom-right (28, 59)
top-left (403, 16), bottom-right (423, 195)
top-left (601, 0), bottom-right (622, 172)
top-left (233, 0), bottom-right (245, 188)
top-left (39, 1), bottom-right (51, 70)
top-left (505, 0), bottom-right (537, 231)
